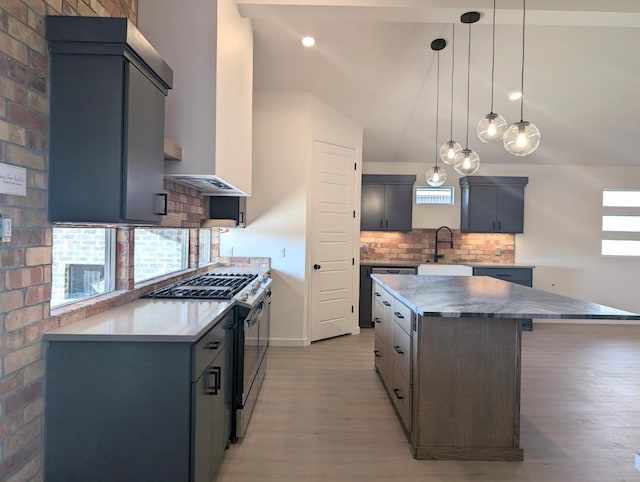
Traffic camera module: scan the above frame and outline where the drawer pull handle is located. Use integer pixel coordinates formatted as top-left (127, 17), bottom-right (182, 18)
top-left (393, 388), bottom-right (404, 400)
top-left (204, 366), bottom-right (221, 395)
top-left (154, 193), bottom-right (168, 216)
top-left (382, 301), bottom-right (391, 307)
top-left (205, 341), bottom-right (221, 350)
top-left (394, 311), bottom-right (404, 319)
top-left (393, 345), bottom-right (404, 355)
top-left (374, 317), bottom-right (381, 323)
top-left (373, 350), bottom-right (381, 358)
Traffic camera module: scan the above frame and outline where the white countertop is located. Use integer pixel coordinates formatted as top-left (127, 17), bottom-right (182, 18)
top-left (43, 299), bottom-right (234, 343)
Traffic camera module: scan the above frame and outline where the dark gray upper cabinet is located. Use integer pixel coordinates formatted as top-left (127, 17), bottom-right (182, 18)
top-left (208, 196), bottom-right (247, 228)
top-left (46, 16), bottom-right (173, 224)
top-left (361, 175), bottom-right (416, 232)
top-left (459, 176), bottom-right (528, 233)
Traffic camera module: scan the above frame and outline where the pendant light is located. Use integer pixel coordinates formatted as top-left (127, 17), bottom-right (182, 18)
top-left (477, 0), bottom-right (508, 143)
top-left (503, 0), bottom-right (540, 156)
top-left (426, 38), bottom-right (447, 187)
top-left (439, 24), bottom-right (461, 165)
top-left (454, 12), bottom-right (480, 176)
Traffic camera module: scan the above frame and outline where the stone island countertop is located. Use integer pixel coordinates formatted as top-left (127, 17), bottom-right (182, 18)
top-left (371, 274), bottom-right (640, 320)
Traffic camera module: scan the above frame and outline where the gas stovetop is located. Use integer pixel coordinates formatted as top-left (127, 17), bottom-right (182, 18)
top-left (144, 273), bottom-right (258, 300)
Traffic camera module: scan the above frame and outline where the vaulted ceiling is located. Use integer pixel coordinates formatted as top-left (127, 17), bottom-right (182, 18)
top-left (237, 0), bottom-right (640, 165)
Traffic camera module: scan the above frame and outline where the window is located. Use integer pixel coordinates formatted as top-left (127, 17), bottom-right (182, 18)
top-left (199, 228), bottom-right (213, 265)
top-left (51, 228), bottom-right (115, 308)
top-left (415, 186), bottom-right (454, 205)
top-left (602, 189), bottom-right (640, 257)
top-left (134, 228), bottom-right (189, 282)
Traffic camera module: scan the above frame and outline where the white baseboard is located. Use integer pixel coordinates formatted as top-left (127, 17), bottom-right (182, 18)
top-left (269, 338), bottom-right (311, 347)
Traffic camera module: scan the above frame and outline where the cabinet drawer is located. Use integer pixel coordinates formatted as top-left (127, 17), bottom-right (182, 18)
top-left (393, 298), bottom-right (412, 334)
top-left (374, 333), bottom-right (392, 389)
top-left (473, 268), bottom-right (532, 287)
top-left (392, 363), bottom-right (411, 431)
top-left (392, 321), bottom-right (411, 380)
top-left (193, 318), bottom-right (227, 380)
top-left (373, 296), bottom-right (384, 331)
top-left (373, 283), bottom-right (393, 307)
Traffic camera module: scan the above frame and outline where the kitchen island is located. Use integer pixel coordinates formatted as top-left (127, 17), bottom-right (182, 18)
top-left (371, 274), bottom-right (640, 462)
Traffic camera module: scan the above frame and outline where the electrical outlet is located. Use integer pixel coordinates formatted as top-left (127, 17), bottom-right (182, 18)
top-left (0, 214), bottom-right (11, 243)
top-left (495, 247), bottom-right (501, 256)
top-left (362, 243), bottom-right (370, 253)
top-left (279, 248), bottom-right (285, 258)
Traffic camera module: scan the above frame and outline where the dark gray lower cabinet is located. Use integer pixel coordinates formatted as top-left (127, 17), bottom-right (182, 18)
top-left (360, 265), bottom-right (417, 328)
top-left (359, 265), bottom-right (374, 327)
top-left (473, 267), bottom-right (534, 330)
top-left (44, 310), bottom-right (234, 482)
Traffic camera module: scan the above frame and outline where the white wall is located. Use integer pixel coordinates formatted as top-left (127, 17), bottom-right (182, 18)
top-left (364, 162), bottom-right (640, 317)
top-left (223, 91), bottom-right (363, 345)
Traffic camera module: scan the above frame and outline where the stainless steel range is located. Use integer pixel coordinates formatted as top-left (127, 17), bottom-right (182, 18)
top-left (145, 271), bottom-right (272, 441)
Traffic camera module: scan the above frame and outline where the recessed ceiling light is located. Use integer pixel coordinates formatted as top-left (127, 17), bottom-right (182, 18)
top-left (301, 36), bottom-right (316, 47)
top-left (508, 91), bottom-right (523, 101)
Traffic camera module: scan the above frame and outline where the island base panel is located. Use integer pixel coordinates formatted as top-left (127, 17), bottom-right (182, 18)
top-left (414, 446), bottom-right (524, 461)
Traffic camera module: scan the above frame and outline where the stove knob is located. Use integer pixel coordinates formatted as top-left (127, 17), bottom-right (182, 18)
top-left (240, 292), bottom-right (249, 301)
top-left (262, 273), bottom-right (269, 281)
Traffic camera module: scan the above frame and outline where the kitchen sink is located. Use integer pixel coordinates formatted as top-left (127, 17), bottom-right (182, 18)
top-left (417, 264), bottom-right (473, 276)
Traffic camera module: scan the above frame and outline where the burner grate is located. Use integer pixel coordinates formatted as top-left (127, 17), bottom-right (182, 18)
top-left (144, 273), bottom-right (257, 299)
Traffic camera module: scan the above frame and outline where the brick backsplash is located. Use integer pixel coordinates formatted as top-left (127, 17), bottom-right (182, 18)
top-left (0, 2), bottom-right (137, 481)
top-left (360, 229), bottom-right (516, 264)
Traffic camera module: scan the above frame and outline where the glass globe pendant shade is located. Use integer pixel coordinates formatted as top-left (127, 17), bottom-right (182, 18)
top-left (477, 112), bottom-right (508, 143)
top-left (439, 140), bottom-right (462, 165)
top-left (503, 120), bottom-right (540, 156)
top-left (426, 165), bottom-right (447, 187)
top-left (454, 148), bottom-right (480, 176)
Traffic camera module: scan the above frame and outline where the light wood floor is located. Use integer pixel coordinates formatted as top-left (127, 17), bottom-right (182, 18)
top-left (217, 324), bottom-right (640, 481)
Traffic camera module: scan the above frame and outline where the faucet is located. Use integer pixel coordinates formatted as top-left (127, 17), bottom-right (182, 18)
top-left (434, 226), bottom-right (454, 263)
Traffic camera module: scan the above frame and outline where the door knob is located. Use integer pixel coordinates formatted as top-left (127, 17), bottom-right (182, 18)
top-left (313, 264), bottom-right (321, 270)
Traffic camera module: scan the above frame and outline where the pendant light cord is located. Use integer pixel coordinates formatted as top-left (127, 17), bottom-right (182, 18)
top-left (465, 21), bottom-right (471, 148)
top-left (435, 50), bottom-right (440, 166)
top-left (520, 0), bottom-right (526, 121)
top-left (490, 0), bottom-right (496, 113)
top-left (449, 24), bottom-right (455, 140)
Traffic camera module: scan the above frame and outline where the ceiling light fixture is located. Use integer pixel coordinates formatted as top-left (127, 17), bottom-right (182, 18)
top-left (301, 36), bottom-right (315, 47)
top-left (439, 24), bottom-right (461, 165)
top-left (503, 0), bottom-right (540, 156)
top-left (477, 0), bottom-right (507, 143)
top-left (426, 38), bottom-right (447, 187)
top-left (454, 12), bottom-right (481, 176)
top-left (508, 90), bottom-right (522, 101)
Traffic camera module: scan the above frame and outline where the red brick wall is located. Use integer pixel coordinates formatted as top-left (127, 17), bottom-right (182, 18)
top-left (0, 2), bottom-right (167, 481)
top-left (360, 229), bottom-right (516, 264)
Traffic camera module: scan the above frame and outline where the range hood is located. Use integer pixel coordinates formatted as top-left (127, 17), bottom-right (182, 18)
top-left (169, 175), bottom-right (247, 196)
top-left (139, 0), bottom-right (253, 197)
top-left (162, 140), bottom-right (247, 196)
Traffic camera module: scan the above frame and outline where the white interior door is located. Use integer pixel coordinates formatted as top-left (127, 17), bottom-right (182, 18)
top-left (309, 140), bottom-right (357, 342)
